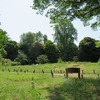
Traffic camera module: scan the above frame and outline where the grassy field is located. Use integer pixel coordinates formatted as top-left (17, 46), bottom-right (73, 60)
top-left (0, 62), bottom-right (100, 100)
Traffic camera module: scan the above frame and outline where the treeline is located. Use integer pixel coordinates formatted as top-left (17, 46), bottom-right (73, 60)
top-left (0, 28), bottom-right (100, 65)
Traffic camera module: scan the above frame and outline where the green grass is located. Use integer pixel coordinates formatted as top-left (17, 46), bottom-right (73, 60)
top-left (0, 62), bottom-right (100, 100)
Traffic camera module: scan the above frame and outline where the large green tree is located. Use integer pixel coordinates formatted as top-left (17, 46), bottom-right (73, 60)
top-left (20, 32), bottom-right (45, 64)
top-left (54, 20), bottom-right (77, 61)
top-left (32, 0), bottom-right (100, 29)
top-left (79, 37), bottom-right (100, 62)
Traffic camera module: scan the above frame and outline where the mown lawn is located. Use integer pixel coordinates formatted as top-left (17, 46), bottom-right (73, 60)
top-left (0, 62), bottom-right (100, 100)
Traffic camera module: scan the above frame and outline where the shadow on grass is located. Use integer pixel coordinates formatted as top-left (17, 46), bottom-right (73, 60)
top-left (46, 78), bottom-right (100, 100)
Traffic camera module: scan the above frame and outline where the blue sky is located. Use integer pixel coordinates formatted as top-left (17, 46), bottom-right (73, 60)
top-left (0, 0), bottom-right (100, 45)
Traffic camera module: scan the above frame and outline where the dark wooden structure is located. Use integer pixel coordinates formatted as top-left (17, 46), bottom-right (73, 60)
top-left (65, 67), bottom-right (80, 78)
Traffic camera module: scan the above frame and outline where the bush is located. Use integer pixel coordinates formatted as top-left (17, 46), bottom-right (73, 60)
top-left (11, 61), bottom-right (20, 66)
top-left (97, 58), bottom-right (100, 65)
top-left (36, 55), bottom-right (48, 64)
top-left (15, 50), bottom-right (28, 65)
top-left (73, 56), bottom-right (78, 62)
top-left (57, 58), bottom-right (63, 63)
top-left (2, 58), bottom-right (12, 66)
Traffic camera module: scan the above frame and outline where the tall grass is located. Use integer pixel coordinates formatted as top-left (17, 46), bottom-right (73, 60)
top-left (0, 62), bottom-right (100, 99)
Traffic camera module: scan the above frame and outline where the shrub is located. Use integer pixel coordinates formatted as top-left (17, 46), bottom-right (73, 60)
top-left (2, 58), bottom-right (12, 66)
top-left (57, 58), bottom-right (63, 63)
top-left (36, 54), bottom-right (48, 64)
top-left (97, 58), bottom-right (100, 65)
top-left (11, 61), bottom-right (20, 66)
top-left (73, 56), bottom-right (79, 62)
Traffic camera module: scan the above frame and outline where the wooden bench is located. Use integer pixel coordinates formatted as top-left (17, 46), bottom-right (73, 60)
top-left (65, 67), bottom-right (80, 78)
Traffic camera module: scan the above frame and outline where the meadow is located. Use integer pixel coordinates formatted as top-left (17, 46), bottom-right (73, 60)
top-left (0, 62), bottom-right (100, 100)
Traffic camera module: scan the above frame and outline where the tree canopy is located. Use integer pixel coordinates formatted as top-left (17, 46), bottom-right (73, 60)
top-left (32, 0), bottom-right (100, 29)
top-left (79, 37), bottom-right (100, 62)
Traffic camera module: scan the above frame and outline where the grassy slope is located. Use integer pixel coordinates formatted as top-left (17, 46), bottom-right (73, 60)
top-left (0, 62), bottom-right (100, 100)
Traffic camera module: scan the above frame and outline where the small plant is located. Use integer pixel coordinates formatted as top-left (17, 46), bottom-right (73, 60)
top-left (36, 93), bottom-right (42, 100)
top-left (31, 77), bottom-right (35, 89)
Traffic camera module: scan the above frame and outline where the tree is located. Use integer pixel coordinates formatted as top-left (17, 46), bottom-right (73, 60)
top-left (20, 32), bottom-right (35, 48)
top-left (44, 40), bottom-right (59, 63)
top-left (35, 31), bottom-right (43, 42)
top-left (0, 29), bottom-right (8, 48)
top-left (95, 40), bottom-right (100, 61)
top-left (29, 41), bottom-right (45, 64)
top-left (20, 32), bottom-right (45, 64)
top-left (43, 34), bottom-right (48, 44)
top-left (0, 29), bottom-right (9, 57)
top-left (54, 20), bottom-right (77, 61)
top-left (20, 32), bottom-right (35, 58)
top-left (4, 40), bottom-right (18, 61)
top-left (32, 0), bottom-right (100, 29)
top-left (79, 37), bottom-right (99, 62)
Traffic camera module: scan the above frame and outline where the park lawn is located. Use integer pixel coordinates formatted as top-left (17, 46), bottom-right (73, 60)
top-left (0, 62), bottom-right (100, 100)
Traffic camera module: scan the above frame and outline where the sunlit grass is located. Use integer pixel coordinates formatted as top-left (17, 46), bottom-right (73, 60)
top-left (0, 62), bottom-right (100, 99)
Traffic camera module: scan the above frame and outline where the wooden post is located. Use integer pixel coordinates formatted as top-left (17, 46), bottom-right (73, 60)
top-left (78, 68), bottom-right (80, 78)
top-left (42, 70), bottom-right (44, 74)
top-left (93, 70), bottom-right (95, 74)
top-left (50, 70), bottom-right (54, 78)
top-left (82, 70), bottom-right (84, 74)
top-left (81, 74), bottom-right (83, 79)
top-left (33, 69), bottom-right (35, 73)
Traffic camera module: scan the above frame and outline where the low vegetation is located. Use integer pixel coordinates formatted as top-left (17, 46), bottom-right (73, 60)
top-left (0, 62), bottom-right (100, 100)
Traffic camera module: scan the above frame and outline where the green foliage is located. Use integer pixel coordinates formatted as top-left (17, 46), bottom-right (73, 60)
top-left (95, 41), bottom-right (100, 48)
top-left (2, 58), bottom-right (12, 66)
top-left (35, 31), bottom-right (43, 42)
top-left (79, 37), bottom-right (100, 62)
top-left (43, 34), bottom-right (48, 44)
top-left (73, 56), bottom-right (78, 62)
top-left (20, 32), bottom-right (35, 47)
top-left (44, 40), bottom-right (59, 63)
top-left (0, 29), bottom-right (8, 48)
top-left (15, 50), bottom-right (28, 65)
top-left (49, 78), bottom-right (100, 100)
top-left (31, 78), bottom-right (35, 89)
top-left (29, 42), bottom-right (45, 64)
top-left (0, 48), bottom-right (7, 58)
top-left (4, 40), bottom-right (18, 61)
top-left (32, 0), bottom-right (100, 29)
top-left (0, 29), bottom-right (9, 58)
top-left (10, 61), bottom-right (20, 66)
top-left (19, 32), bottom-right (45, 64)
top-left (97, 58), bottom-right (100, 65)
top-left (54, 20), bottom-right (78, 61)
top-left (36, 54), bottom-right (48, 64)
top-left (57, 58), bottom-right (63, 63)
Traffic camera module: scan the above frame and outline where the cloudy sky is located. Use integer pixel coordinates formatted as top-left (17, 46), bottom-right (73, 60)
top-left (0, 0), bottom-right (100, 45)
